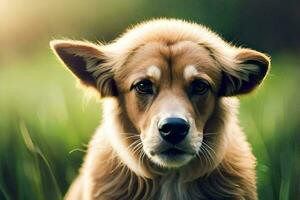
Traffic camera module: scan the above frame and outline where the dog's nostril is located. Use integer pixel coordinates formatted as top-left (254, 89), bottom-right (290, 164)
top-left (159, 124), bottom-right (172, 136)
top-left (158, 117), bottom-right (189, 144)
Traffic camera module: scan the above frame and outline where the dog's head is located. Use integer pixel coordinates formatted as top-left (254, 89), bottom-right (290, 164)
top-left (51, 19), bottom-right (269, 177)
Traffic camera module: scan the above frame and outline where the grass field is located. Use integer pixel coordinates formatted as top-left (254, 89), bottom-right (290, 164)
top-left (0, 52), bottom-right (299, 200)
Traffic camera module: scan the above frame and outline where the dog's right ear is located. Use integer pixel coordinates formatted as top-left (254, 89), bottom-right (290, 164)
top-left (218, 49), bottom-right (270, 96)
top-left (50, 40), bottom-right (117, 97)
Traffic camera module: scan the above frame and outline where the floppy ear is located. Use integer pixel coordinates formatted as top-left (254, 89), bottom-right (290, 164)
top-left (50, 40), bottom-right (117, 97)
top-left (219, 49), bottom-right (270, 96)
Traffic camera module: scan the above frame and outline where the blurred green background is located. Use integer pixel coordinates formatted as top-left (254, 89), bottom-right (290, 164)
top-left (0, 0), bottom-right (299, 199)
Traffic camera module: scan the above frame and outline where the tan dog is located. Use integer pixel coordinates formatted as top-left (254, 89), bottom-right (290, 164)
top-left (51, 19), bottom-right (270, 200)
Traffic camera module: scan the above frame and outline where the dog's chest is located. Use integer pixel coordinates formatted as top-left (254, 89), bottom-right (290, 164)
top-left (155, 174), bottom-right (205, 200)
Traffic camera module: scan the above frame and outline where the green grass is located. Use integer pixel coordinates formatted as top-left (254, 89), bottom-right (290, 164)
top-left (0, 53), bottom-right (299, 199)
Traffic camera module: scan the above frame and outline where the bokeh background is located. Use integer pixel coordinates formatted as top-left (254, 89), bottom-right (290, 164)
top-left (1, 0), bottom-right (299, 199)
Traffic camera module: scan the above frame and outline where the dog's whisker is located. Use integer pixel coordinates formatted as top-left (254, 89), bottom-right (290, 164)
top-left (201, 143), bottom-right (212, 163)
top-left (137, 146), bottom-right (144, 173)
top-left (124, 135), bottom-right (141, 140)
top-left (198, 149), bottom-right (207, 167)
top-left (198, 146), bottom-right (207, 166)
top-left (203, 132), bottom-right (218, 136)
top-left (119, 133), bottom-right (141, 140)
top-left (202, 148), bottom-right (211, 167)
top-left (128, 139), bottom-right (141, 150)
top-left (202, 141), bottom-right (217, 158)
top-left (205, 149), bottom-right (213, 167)
top-left (119, 132), bottom-right (139, 136)
top-left (200, 144), bottom-right (213, 167)
top-left (195, 150), bottom-right (204, 168)
top-left (131, 141), bottom-right (144, 157)
top-left (132, 145), bottom-right (142, 156)
top-left (204, 148), bottom-right (214, 167)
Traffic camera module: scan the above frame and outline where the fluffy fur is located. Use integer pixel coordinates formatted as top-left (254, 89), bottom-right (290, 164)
top-left (50, 19), bottom-right (270, 200)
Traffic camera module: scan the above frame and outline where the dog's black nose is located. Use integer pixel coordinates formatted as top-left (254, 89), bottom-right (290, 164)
top-left (158, 117), bottom-right (189, 144)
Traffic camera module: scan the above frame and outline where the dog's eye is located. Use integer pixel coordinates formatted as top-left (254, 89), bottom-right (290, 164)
top-left (190, 79), bottom-right (210, 95)
top-left (133, 79), bottom-right (153, 95)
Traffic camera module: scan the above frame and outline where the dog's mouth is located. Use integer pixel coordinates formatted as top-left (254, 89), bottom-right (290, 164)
top-left (150, 145), bottom-right (194, 157)
top-left (160, 148), bottom-right (187, 157)
top-left (147, 146), bottom-right (196, 168)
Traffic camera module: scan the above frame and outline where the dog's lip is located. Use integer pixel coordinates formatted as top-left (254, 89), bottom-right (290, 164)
top-left (160, 148), bottom-right (186, 156)
top-left (150, 146), bottom-right (195, 156)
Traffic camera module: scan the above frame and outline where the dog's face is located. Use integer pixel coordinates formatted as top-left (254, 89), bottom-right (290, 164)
top-left (114, 41), bottom-right (220, 167)
top-left (51, 19), bottom-right (270, 173)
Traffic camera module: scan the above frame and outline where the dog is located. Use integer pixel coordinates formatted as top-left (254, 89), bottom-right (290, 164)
top-left (50, 19), bottom-right (270, 200)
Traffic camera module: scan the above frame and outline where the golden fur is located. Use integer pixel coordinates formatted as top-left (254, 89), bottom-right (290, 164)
top-left (50, 19), bottom-right (270, 200)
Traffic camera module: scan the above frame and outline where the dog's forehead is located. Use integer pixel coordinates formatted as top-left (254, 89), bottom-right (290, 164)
top-left (134, 41), bottom-right (212, 62)
top-left (116, 40), bottom-right (221, 87)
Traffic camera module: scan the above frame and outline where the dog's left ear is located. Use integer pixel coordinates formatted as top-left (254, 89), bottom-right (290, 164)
top-left (50, 40), bottom-right (117, 97)
top-left (219, 49), bottom-right (270, 96)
